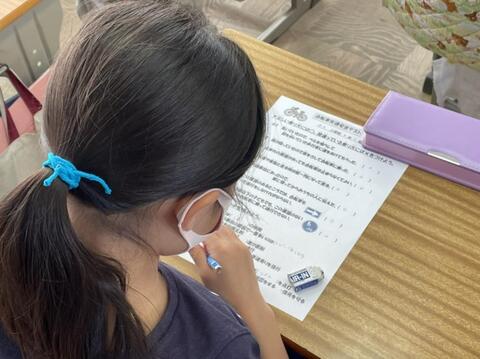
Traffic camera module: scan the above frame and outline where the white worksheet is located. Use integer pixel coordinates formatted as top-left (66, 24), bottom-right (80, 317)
top-left (184, 96), bottom-right (408, 320)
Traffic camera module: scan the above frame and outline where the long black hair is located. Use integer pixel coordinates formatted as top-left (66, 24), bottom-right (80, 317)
top-left (0, 1), bottom-right (265, 358)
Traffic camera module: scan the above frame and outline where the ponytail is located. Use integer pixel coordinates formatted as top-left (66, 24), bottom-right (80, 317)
top-left (0, 0), bottom-right (267, 356)
top-left (0, 170), bottom-right (148, 358)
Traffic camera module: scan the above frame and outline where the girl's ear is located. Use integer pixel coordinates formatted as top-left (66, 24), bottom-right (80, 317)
top-left (178, 191), bottom-right (220, 231)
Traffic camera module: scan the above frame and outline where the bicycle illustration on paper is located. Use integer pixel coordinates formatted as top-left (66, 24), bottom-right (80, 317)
top-left (283, 106), bottom-right (308, 121)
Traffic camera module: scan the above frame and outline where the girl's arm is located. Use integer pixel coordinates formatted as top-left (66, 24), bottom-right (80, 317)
top-left (189, 226), bottom-right (288, 359)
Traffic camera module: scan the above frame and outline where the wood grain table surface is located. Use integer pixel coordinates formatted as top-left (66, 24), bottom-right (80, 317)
top-left (0, 0), bottom-right (39, 30)
top-left (161, 29), bottom-right (480, 359)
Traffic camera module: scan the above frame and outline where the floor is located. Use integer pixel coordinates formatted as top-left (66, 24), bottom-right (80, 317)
top-left (59, 0), bottom-right (432, 101)
top-left (1, 1), bottom-right (432, 100)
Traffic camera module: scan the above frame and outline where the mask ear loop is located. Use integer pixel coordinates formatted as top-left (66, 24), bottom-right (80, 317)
top-left (209, 189), bottom-right (233, 232)
top-left (177, 188), bottom-right (233, 249)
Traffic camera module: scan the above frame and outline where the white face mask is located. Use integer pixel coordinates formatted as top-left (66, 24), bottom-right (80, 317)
top-left (176, 188), bottom-right (232, 250)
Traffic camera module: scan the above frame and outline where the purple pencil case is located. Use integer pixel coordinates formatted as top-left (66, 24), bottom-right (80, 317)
top-left (363, 91), bottom-right (480, 191)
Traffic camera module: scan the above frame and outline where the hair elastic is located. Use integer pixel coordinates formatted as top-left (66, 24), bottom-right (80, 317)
top-left (42, 152), bottom-right (112, 195)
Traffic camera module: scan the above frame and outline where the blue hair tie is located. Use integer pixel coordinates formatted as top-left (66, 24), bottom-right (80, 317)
top-left (42, 153), bottom-right (112, 195)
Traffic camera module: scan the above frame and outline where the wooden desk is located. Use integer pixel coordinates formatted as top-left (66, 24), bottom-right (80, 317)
top-left (163, 29), bottom-right (480, 358)
top-left (0, 0), bottom-right (39, 30)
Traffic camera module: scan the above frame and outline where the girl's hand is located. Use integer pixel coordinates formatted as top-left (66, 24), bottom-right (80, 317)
top-left (189, 225), bottom-right (289, 359)
top-left (189, 225), bottom-right (265, 315)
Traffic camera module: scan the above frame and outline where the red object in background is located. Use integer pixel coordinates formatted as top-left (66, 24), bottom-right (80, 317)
top-left (0, 66), bottom-right (49, 153)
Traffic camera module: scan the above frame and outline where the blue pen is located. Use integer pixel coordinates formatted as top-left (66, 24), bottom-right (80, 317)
top-left (207, 255), bottom-right (222, 272)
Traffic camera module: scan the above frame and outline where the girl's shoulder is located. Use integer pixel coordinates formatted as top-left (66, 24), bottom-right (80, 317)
top-left (0, 325), bottom-right (21, 359)
top-left (149, 263), bottom-right (260, 359)
top-left (0, 263), bottom-right (260, 359)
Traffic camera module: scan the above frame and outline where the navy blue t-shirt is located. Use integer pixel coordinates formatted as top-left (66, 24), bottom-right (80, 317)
top-left (0, 263), bottom-right (260, 358)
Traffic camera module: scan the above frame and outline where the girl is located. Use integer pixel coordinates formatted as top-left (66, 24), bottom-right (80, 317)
top-left (0, 1), bottom-right (289, 358)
